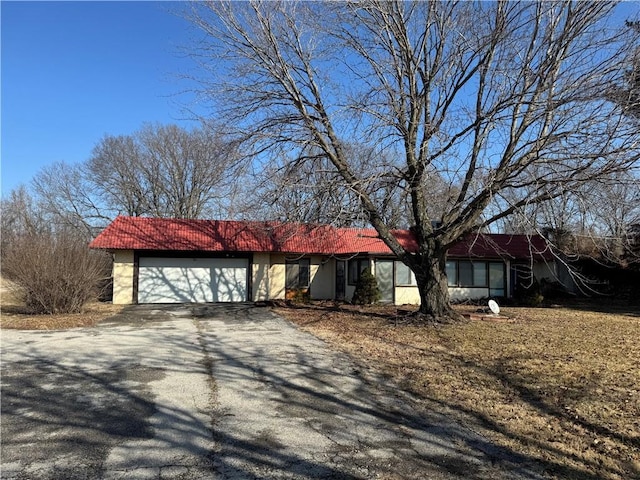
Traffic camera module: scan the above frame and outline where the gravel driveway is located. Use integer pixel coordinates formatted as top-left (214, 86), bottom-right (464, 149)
top-left (1, 304), bottom-right (543, 479)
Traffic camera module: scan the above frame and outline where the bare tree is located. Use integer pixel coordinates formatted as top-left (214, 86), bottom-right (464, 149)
top-left (582, 172), bottom-right (640, 262)
top-left (1, 186), bottom-right (46, 253)
top-left (1, 186), bottom-right (111, 314)
top-left (501, 167), bottom-right (640, 261)
top-left (249, 157), bottom-right (367, 226)
top-left (32, 161), bottom-right (110, 237)
top-left (186, 1), bottom-right (639, 320)
top-left (138, 124), bottom-right (239, 218)
top-left (88, 134), bottom-right (149, 217)
top-left (87, 123), bottom-right (239, 219)
top-left (1, 186), bottom-right (43, 235)
top-left (2, 227), bottom-right (111, 314)
top-left (607, 20), bottom-right (640, 119)
top-left (248, 143), bottom-right (427, 227)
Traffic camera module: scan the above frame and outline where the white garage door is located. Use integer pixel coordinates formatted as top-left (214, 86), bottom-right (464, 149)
top-left (138, 257), bottom-right (248, 303)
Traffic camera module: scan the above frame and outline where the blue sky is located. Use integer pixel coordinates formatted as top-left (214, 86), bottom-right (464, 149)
top-left (1, 1), bottom-right (201, 194)
top-left (2, 1), bottom-right (639, 197)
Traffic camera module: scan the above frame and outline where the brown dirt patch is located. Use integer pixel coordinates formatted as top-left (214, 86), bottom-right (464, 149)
top-left (276, 302), bottom-right (640, 480)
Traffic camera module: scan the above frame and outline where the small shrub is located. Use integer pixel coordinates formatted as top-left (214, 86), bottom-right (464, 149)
top-left (1, 230), bottom-right (111, 314)
top-left (352, 268), bottom-right (381, 305)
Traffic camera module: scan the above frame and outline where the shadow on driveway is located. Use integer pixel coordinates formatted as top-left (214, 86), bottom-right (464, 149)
top-left (1, 304), bottom-right (555, 479)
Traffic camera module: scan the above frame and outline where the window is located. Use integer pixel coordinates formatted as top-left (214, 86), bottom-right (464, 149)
top-left (459, 261), bottom-right (473, 286)
top-left (446, 260), bottom-right (493, 288)
top-left (348, 258), bottom-right (370, 285)
top-left (395, 261), bottom-right (417, 286)
top-left (473, 261), bottom-right (487, 286)
top-left (446, 261), bottom-right (457, 286)
top-left (286, 258), bottom-right (310, 289)
top-left (489, 262), bottom-right (505, 297)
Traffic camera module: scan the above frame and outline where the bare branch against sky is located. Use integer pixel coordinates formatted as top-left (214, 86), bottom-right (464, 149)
top-left (185, 0), bottom-right (639, 319)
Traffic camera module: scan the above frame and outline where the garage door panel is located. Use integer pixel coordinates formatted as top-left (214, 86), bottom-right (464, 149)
top-left (138, 266), bottom-right (214, 303)
top-left (212, 266), bottom-right (247, 302)
top-left (138, 257), bottom-right (247, 303)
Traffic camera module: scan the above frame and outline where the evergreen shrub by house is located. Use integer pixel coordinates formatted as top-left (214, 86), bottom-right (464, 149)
top-left (352, 268), bottom-right (381, 305)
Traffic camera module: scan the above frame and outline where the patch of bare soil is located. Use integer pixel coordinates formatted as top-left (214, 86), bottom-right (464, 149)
top-left (276, 302), bottom-right (640, 480)
top-left (0, 287), bottom-right (124, 330)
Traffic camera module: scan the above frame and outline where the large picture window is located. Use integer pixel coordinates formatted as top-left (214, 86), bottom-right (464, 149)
top-left (459, 261), bottom-right (474, 286)
top-left (446, 261), bottom-right (457, 286)
top-left (489, 262), bottom-right (506, 297)
top-left (473, 262), bottom-right (487, 286)
top-left (348, 258), bottom-right (370, 285)
top-left (394, 261), bottom-right (417, 286)
top-left (446, 260), bottom-right (494, 288)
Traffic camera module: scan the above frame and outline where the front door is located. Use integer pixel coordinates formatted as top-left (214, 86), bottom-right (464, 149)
top-left (375, 259), bottom-right (394, 304)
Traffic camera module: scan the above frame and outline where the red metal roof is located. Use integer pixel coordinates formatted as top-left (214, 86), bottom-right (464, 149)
top-left (447, 233), bottom-right (552, 260)
top-left (90, 216), bottom-right (552, 260)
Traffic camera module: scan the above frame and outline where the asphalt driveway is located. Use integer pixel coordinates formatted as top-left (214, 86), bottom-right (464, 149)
top-left (1, 304), bottom-right (544, 479)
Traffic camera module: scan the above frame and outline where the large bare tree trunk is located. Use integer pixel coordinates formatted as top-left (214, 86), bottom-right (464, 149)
top-left (407, 245), bottom-right (461, 322)
top-left (417, 264), bottom-right (455, 321)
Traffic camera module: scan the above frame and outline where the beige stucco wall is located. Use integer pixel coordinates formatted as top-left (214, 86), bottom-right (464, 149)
top-left (269, 254), bottom-right (287, 300)
top-left (394, 259), bottom-right (519, 305)
top-left (110, 250), bottom-right (532, 305)
top-left (395, 286), bottom-right (420, 305)
top-left (309, 256), bottom-right (334, 300)
top-left (112, 250), bottom-right (135, 305)
top-left (345, 285), bottom-right (356, 303)
top-left (395, 286), bottom-right (502, 306)
top-left (111, 251), bottom-right (332, 304)
top-left (252, 253), bottom-right (271, 301)
top-left (391, 285), bottom-right (503, 306)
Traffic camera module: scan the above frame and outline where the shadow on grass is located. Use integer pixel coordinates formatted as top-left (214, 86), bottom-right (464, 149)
top-left (278, 302), bottom-right (640, 480)
top-left (543, 298), bottom-right (640, 318)
top-left (195, 308), bottom-right (546, 480)
top-left (3, 303), bottom-right (636, 479)
top-left (432, 353), bottom-right (640, 480)
top-left (0, 304), bottom-right (36, 315)
top-left (278, 300), bottom-right (420, 325)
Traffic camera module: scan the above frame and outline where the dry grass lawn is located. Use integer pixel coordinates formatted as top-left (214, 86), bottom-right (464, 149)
top-left (2, 273), bottom-right (637, 479)
top-left (0, 283), bottom-right (124, 330)
top-left (276, 302), bottom-right (640, 480)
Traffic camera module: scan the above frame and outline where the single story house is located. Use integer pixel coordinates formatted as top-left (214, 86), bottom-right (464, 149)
top-left (90, 216), bottom-right (555, 305)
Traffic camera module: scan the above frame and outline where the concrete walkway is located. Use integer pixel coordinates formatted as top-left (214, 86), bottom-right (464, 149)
top-left (1, 304), bottom-right (544, 479)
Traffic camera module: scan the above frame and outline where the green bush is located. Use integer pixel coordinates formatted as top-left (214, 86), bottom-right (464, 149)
top-left (352, 268), bottom-right (381, 305)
